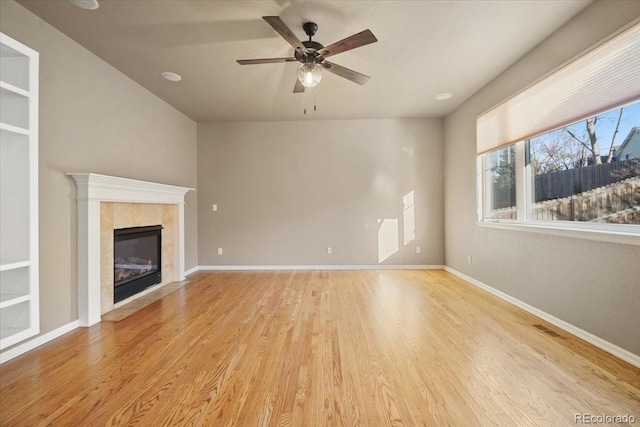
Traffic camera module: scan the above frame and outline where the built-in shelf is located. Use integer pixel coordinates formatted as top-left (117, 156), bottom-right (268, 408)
top-left (0, 122), bottom-right (30, 136)
top-left (0, 327), bottom-right (29, 341)
top-left (0, 326), bottom-right (36, 348)
top-left (0, 88), bottom-right (29, 129)
top-left (0, 260), bottom-right (30, 272)
top-left (0, 294), bottom-right (30, 309)
top-left (0, 81), bottom-right (29, 98)
top-left (0, 32), bottom-right (39, 351)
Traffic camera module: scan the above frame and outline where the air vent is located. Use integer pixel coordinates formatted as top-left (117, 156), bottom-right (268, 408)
top-left (533, 324), bottom-right (564, 338)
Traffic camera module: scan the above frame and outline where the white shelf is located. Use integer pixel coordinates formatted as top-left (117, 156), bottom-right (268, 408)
top-left (0, 87), bottom-right (29, 129)
top-left (0, 327), bottom-right (35, 349)
top-left (0, 327), bottom-right (30, 341)
top-left (0, 81), bottom-right (29, 98)
top-left (0, 122), bottom-right (30, 136)
top-left (0, 32), bottom-right (39, 351)
top-left (0, 294), bottom-right (30, 309)
top-left (0, 260), bottom-right (30, 272)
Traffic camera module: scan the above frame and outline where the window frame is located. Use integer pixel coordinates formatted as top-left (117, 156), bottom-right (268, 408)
top-left (476, 139), bottom-right (640, 246)
top-left (482, 145), bottom-right (519, 221)
top-left (474, 22), bottom-right (640, 245)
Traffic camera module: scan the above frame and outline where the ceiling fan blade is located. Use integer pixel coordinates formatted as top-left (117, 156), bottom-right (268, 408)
top-left (262, 16), bottom-right (306, 52)
top-left (237, 57), bottom-right (297, 65)
top-left (318, 29), bottom-right (377, 58)
top-left (322, 61), bottom-right (371, 85)
top-left (293, 78), bottom-right (305, 93)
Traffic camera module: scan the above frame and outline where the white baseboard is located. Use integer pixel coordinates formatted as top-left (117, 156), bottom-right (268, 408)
top-left (444, 266), bottom-right (640, 368)
top-left (0, 320), bottom-right (80, 364)
top-left (184, 266), bottom-right (199, 276)
top-left (197, 265), bottom-right (444, 271)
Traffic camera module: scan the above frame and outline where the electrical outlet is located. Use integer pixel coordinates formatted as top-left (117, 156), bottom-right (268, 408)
top-left (327, 247), bottom-right (332, 255)
top-left (467, 254), bottom-right (472, 263)
top-left (212, 204), bottom-right (218, 211)
top-left (218, 248), bottom-right (223, 255)
top-left (416, 246), bottom-right (421, 254)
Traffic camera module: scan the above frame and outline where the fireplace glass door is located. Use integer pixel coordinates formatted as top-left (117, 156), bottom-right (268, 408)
top-left (114, 225), bottom-right (162, 303)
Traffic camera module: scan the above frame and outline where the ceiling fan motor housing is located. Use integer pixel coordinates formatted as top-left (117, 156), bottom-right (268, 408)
top-left (295, 22), bottom-right (324, 64)
top-left (303, 22), bottom-right (318, 38)
top-left (295, 40), bottom-right (324, 63)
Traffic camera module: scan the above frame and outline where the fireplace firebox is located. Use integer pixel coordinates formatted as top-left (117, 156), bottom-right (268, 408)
top-left (114, 225), bottom-right (162, 303)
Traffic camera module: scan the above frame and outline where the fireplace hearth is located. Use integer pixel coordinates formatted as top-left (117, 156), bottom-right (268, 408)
top-left (114, 225), bottom-right (162, 303)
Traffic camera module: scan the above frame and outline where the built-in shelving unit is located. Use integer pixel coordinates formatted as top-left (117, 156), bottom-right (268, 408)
top-left (0, 33), bottom-right (39, 350)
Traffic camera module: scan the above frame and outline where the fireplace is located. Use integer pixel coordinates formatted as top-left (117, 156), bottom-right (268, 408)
top-left (114, 225), bottom-right (162, 303)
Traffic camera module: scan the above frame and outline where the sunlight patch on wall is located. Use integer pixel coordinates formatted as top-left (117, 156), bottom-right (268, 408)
top-left (378, 218), bottom-right (399, 263)
top-left (403, 190), bottom-right (415, 245)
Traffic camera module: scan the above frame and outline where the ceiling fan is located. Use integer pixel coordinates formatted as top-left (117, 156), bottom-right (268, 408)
top-left (237, 16), bottom-right (378, 93)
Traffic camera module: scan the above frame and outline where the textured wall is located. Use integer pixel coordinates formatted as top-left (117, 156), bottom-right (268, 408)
top-left (0, 1), bottom-right (198, 343)
top-left (198, 119), bottom-right (443, 266)
top-left (444, 1), bottom-right (640, 355)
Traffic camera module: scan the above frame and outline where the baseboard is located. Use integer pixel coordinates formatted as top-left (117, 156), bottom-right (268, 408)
top-left (198, 264), bottom-right (444, 271)
top-left (443, 266), bottom-right (640, 368)
top-left (184, 266), bottom-right (199, 276)
top-left (0, 320), bottom-right (80, 364)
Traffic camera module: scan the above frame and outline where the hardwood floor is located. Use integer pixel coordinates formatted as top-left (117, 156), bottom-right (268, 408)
top-left (1, 270), bottom-right (638, 426)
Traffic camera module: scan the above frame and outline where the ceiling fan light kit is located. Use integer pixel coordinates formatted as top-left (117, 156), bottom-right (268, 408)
top-left (237, 16), bottom-right (378, 110)
top-left (298, 63), bottom-right (322, 88)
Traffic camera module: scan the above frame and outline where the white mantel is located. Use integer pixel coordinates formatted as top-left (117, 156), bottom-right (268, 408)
top-left (68, 173), bottom-right (193, 327)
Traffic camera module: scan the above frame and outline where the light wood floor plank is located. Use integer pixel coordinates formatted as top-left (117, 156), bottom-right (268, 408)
top-left (1, 270), bottom-right (638, 426)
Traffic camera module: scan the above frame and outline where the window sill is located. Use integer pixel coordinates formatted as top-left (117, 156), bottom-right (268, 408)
top-left (477, 220), bottom-right (640, 246)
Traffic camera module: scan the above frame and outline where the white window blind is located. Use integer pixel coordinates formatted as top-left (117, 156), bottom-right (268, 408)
top-left (477, 23), bottom-right (640, 155)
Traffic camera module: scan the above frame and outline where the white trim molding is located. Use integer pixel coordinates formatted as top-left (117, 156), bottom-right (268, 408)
top-left (67, 173), bottom-right (193, 327)
top-left (184, 266), bottom-right (200, 276)
top-left (196, 265), bottom-right (444, 271)
top-left (444, 266), bottom-right (640, 368)
top-left (0, 320), bottom-right (79, 364)
top-left (477, 220), bottom-right (640, 246)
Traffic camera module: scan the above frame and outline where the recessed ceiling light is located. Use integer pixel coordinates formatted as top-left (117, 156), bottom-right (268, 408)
top-left (68, 0), bottom-right (99, 10)
top-left (435, 93), bottom-right (453, 100)
top-left (161, 72), bottom-right (182, 82)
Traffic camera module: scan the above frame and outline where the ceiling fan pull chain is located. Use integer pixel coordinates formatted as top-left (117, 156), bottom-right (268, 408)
top-left (314, 90), bottom-right (317, 112)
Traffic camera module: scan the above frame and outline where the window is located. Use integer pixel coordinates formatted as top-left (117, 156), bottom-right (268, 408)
top-left (484, 145), bottom-right (516, 220)
top-left (476, 23), bottom-right (640, 244)
top-left (528, 102), bottom-right (640, 224)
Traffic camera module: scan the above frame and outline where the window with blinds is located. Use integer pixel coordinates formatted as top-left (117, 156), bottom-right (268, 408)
top-left (477, 23), bottom-right (640, 155)
top-left (476, 22), bottom-right (640, 241)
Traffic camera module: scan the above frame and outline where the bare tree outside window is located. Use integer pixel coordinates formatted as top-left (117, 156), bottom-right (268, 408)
top-left (527, 101), bottom-right (640, 223)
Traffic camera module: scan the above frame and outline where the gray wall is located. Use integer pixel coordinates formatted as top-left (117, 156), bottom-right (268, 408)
top-left (444, 1), bottom-right (640, 356)
top-left (198, 119), bottom-right (443, 266)
top-left (0, 1), bottom-right (198, 341)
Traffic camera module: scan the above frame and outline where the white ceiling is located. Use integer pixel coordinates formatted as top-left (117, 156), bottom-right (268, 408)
top-left (17, 0), bottom-right (591, 122)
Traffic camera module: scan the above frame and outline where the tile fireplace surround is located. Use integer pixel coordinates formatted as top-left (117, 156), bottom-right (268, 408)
top-left (101, 203), bottom-right (173, 315)
top-left (68, 173), bottom-right (193, 327)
